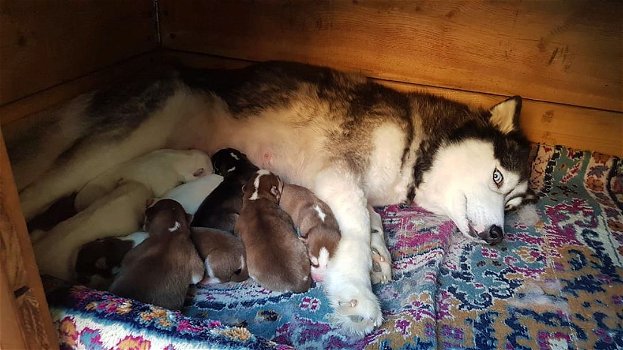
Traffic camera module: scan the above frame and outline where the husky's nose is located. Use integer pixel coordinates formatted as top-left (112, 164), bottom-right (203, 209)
top-left (481, 225), bottom-right (504, 245)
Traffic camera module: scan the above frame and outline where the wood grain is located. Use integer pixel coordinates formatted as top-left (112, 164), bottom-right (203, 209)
top-left (162, 50), bottom-right (623, 156)
top-left (0, 52), bottom-right (159, 125)
top-left (0, 267), bottom-right (28, 350)
top-left (0, 130), bottom-right (58, 349)
top-left (0, 0), bottom-right (157, 105)
top-left (160, 0), bottom-right (623, 113)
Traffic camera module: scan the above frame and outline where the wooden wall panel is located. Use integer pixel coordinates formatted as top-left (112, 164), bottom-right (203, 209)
top-left (0, 130), bottom-right (58, 349)
top-left (160, 0), bottom-right (623, 113)
top-left (0, 0), bottom-right (157, 105)
top-left (0, 53), bottom-right (159, 125)
top-left (161, 51), bottom-right (623, 156)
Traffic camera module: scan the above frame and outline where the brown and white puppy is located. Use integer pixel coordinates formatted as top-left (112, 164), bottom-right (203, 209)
top-left (279, 184), bottom-right (341, 283)
top-left (109, 199), bottom-right (204, 310)
top-left (191, 148), bottom-right (259, 232)
top-left (74, 231), bottom-right (149, 289)
top-left (191, 227), bottom-right (248, 284)
top-left (236, 170), bottom-right (311, 293)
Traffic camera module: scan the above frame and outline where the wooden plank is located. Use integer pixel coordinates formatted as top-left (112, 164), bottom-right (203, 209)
top-left (160, 0), bottom-right (623, 112)
top-left (161, 50), bottom-right (623, 156)
top-left (0, 267), bottom-right (28, 350)
top-left (381, 81), bottom-right (623, 157)
top-left (1, 52), bottom-right (159, 125)
top-left (0, 130), bottom-right (59, 349)
top-left (0, 0), bottom-right (157, 105)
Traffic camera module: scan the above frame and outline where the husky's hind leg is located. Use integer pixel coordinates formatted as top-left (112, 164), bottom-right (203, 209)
top-left (368, 205), bottom-right (392, 284)
top-left (18, 128), bottom-right (167, 219)
top-left (17, 87), bottom-right (203, 219)
top-left (5, 94), bottom-right (94, 191)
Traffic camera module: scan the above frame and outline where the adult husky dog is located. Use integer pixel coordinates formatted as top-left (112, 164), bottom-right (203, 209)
top-left (6, 61), bottom-right (531, 335)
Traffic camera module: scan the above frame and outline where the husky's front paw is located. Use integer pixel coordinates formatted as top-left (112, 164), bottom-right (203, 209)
top-left (325, 239), bottom-right (383, 335)
top-left (369, 207), bottom-right (392, 284)
top-left (327, 281), bottom-right (383, 335)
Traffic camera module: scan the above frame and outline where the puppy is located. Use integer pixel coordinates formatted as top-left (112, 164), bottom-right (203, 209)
top-left (191, 148), bottom-right (259, 232)
top-left (279, 184), bottom-right (341, 282)
top-left (74, 231), bottom-right (149, 288)
top-left (109, 199), bottom-right (204, 310)
top-left (163, 174), bottom-right (223, 215)
top-left (32, 181), bottom-right (151, 281)
top-left (236, 170), bottom-right (311, 293)
top-left (191, 227), bottom-right (248, 284)
top-left (74, 149), bottom-right (211, 211)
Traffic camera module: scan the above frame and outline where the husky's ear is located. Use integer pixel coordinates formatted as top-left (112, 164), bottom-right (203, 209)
top-left (489, 96), bottom-right (522, 134)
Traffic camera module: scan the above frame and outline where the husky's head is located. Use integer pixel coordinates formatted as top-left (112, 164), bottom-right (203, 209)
top-left (414, 96), bottom-right (531, 245)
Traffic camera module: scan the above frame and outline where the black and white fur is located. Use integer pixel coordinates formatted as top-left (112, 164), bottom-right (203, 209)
top-left (6, 61), bottom-right (531, 335)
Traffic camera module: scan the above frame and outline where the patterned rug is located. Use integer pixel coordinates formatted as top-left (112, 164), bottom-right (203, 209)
top-left (44, 144), bottom-right (623, 349)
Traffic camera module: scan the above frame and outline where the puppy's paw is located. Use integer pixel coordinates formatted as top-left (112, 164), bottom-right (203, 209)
top-left (369, 207), bottom-right (392, 284)
top-left (327, 282), bottom-right (383, 336)
top-left (370, 246), bottom-right (392, 284)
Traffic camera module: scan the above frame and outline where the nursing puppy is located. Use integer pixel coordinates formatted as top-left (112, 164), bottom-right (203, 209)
top-left (279, 184), bottom-right (340, 283)
top-left (33, 181), bottom-right (151, 281)
top-left (163, 174), bottom-right (223, 215)
top-left (109, 199), bottom-right (204, 310)
top-left (191, 227), bottom-right (248, 284)
top-left (236, 170), bottom-right (311, 293)
top-left (74, 149), bottom-right (210, 211)
top-left (74, 231), bottom-right (149, 288)
top-left (191, 148), bottom-right (259, 232)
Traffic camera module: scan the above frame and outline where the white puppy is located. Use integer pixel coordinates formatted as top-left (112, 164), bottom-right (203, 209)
top-left (74, 149), bottom-right (211, 211)
top-left (33, 181), bottom-right (151, 281)
top-left (163, 174), bottom-right (223, 215)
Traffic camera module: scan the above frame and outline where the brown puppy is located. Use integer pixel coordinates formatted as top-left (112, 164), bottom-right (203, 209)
top-left (191, 227), bottom-right (249, 284)
top-left (279, 184), bottom-right (341, 283)
top-left (109, 199), bottom-right (204, 310)
top-left (236, 170), bottom-right (311, 293)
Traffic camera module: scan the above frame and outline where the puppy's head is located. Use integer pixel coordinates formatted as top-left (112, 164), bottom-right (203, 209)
top-left (212, 148), bottom-right (258, 177)
top-left (304, 227), bottom-right (340, 282)
top-left (243, 170), bottom-right (283, 203)
top-left (144, 199), bottom-right (191, 235)
top-left (201, 254), bottom-right (249, 285)
top-left (75, 237), bottom-right (133, 284)
top-left (177, 150), bottom-right (212, 182)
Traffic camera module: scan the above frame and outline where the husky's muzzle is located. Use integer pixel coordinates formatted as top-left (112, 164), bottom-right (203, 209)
top-left (478, 225), bottom-right (504, 245)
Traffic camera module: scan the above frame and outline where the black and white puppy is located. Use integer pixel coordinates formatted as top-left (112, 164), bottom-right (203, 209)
top-left (191, 148), bottom-right (259, 232)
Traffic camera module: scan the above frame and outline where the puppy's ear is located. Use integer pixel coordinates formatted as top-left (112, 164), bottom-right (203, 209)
top-left (310, 255), bottom-right (319, 267)
top-left (241, 184), bottom-right (246, 193)
top-left (270, 185), bottom-right (280, 200)
top-left (489, 96), bottom-right (522, 134)
top-left (193, 167), bottom-right (206, 177)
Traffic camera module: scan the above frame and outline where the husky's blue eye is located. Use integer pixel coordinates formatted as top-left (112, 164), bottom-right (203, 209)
top-left (493, 168), bottom-right (503, 186)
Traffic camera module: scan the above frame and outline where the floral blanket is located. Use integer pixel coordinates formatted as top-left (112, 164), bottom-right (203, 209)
top-left (45, 144), bottom-right (623, 349)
